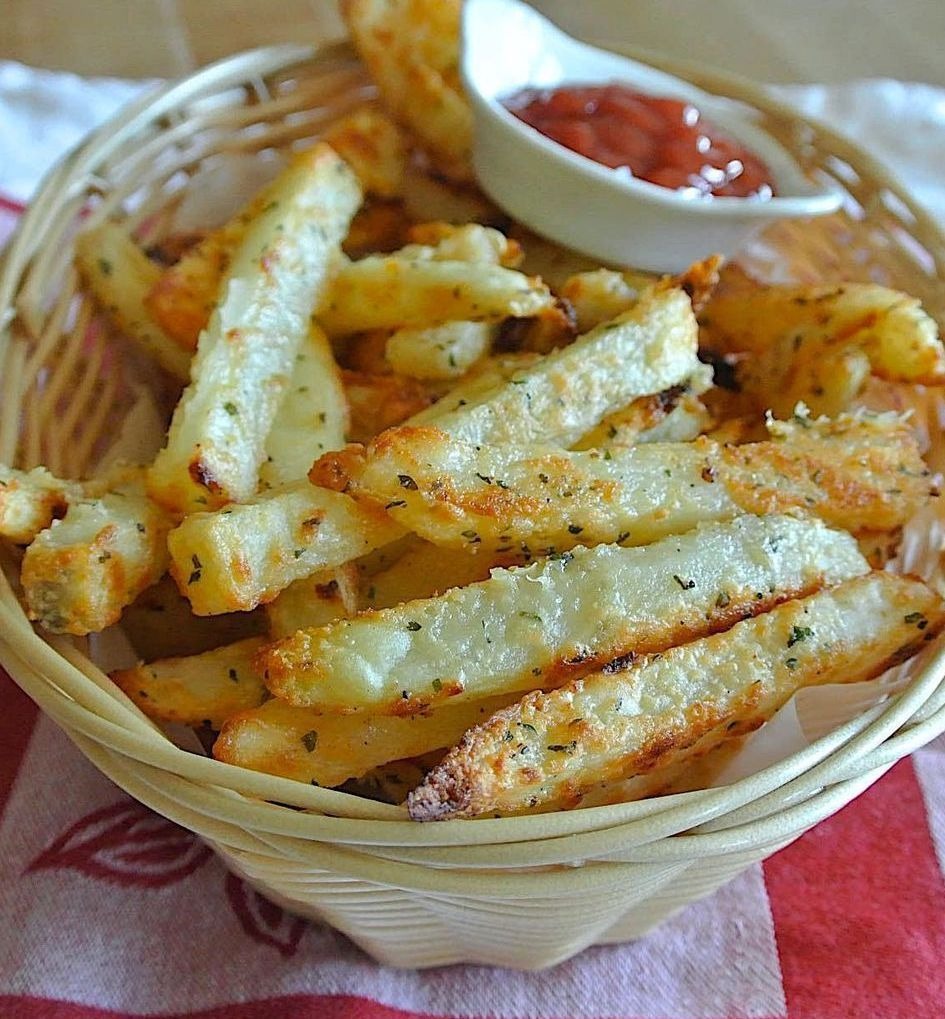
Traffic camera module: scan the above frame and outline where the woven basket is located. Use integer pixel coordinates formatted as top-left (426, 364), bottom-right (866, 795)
top-left (2, 42), bottom-right (945, 971)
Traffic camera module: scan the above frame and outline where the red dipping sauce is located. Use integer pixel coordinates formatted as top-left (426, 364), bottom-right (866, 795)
top-left (504, 83), bottom-right (776, 199)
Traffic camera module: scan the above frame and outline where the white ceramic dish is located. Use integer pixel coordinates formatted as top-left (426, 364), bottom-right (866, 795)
top-left (461, 0), bottom-right (844, 271)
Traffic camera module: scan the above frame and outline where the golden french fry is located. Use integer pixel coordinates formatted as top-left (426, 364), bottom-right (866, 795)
top-left (701, 281), bottom-right (945, 416)
top-left (0, 465), bottom-right (77, 544)
top-left (112, 637), bottom-right (268, 729)
top-left (385, 320), bottom-right (494, 380)
top-left (313, 412), bottom-right (930, 555)
top-left (22, 479), bottom-right (171, 635)
top-left (407, 352), bottom-right (540, 425)
top-left (399, 284), bottom-right (700, 446)
top-left (148, 145), bottom-right (362, 514)
top-left (341, 0), bottom-right (473, 181)
top-left (560, 268), bottom-right (641, 333)
top-left (574, 364), bottom-right (714, 450)
top-left (75, 223), bottom-right (192, 379)
top-left (363, 537), bottom-right (501, 609)
top-left (408, 572), bottom-right (945, 819)
top-left (145, 214), bottom-right (246, 351)
top-left (259, 323), bottom-right (348, 489)
top-left (403, 223), bottom-right (523, 267)
top-left (261, 515), bottom-right (867, 713)
top-left (317, 257), bottom-right (554, 337)
top-left (214, 692), bottom-right (515, 787)
top-left (167, 484), bottom-right (402, 615)
top-left (322, 106), bottom-right (409, 198)
top-left (264, 563), bottom-right (359, 639)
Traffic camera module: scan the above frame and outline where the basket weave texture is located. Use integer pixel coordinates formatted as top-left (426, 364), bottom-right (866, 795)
top-left (2, 43), bottom-right (945, 970)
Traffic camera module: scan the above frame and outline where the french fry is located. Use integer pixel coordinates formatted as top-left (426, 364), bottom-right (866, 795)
top-left (573, 364), bottom-right (714, 450)
top-left (408, 572), bottom-right (945, 819)
top-left (396, 283), bottom-right (700, 446)
top-left (21, 480), bottom-right (171, 635)
top-left (404, 223), bottom-right (523, 267)
top-left (313, 412), bottom-right (930, 554)
top-left (111, 637), bottom-right (268, 729)
top-left (322, 106), bottom-right (408, 198)
top-left (264, 563), bottom-right (359, 638)
top-left (407, 352), bottom-right (540, 425)
top-left (148, 145), bottom-right (362, 514)
top-left (259, 323), bottom-right (348, 489)
top-left (261, 515), bottom-right (868, 713)
top-left (167, 484), bottom-right (402, 615)
top-left (214, 693), bottom-right (515, 787)
top-left (0, 465), bottom-right (78, 544)
top-left (75, 223), bottom-right (192, 380)
top-left (560, 268), bottom-right (641, 333)
top-left (701, 281), bottom-right (945, 416)
top-left (341, 0), bottom-right (473, 182)
top-left (385, 320), bottom-right (494, 379)
top-left (145, 215), bottom-right (245, 351)
top-left (342, 369), bottom-right (440, 441)
top-left (317, 257), bottom-right (554, 337)
top-left (363, 537), bottom-right (500, 609)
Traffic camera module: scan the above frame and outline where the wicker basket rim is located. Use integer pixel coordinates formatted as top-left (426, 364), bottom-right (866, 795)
top-left (1, 42), bottom-right (944, 860)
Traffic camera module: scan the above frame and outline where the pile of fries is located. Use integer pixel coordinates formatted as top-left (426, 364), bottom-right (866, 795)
top-left (3, 0), bottom-right (945, 820)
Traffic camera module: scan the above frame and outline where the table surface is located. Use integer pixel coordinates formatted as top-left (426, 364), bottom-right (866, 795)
top-left (1, 0), bottom-right (944, 85)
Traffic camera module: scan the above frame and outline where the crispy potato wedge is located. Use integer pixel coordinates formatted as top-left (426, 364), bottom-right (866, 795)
top-left (167, 484), bottom-right (402, 615)
top-left (701, 282), bottom-right (945, 416)
top-left (316, 412), bottom-right (929, 554)
top-left (214, 693), bottom-right (514, 787)
top-left (574, 364), bottom-right (714, 450)
top-left (0, 465), bottom-right (77, 544)
top-left (398, 284), bottom-right (700, 446)
top-left (341, 0), bottom-right (473, 181)
top-left (259, 323), bottom-right (348, 488)
top-left (262, 515), bottom-right (868, 714)
top-left (363, 538), bottom-right (501, 609)
top-left (560, 268), bottom-right (641, 333)
top-left (408, 352), bottom-right (540, 425)
top-left (22, 480), bottom-right (171, 634)
top-left (386, 320), bottom-right (494, 380)
top-left (75, 223), bottom-right (191, 380)
top-left (264, 563), bottom-right (359, 639)
top-left (322, 106), bottom-right (408, 198)
top-left (317, 257), bottom-right (554, 337)
top-left (403, 223), bottom-right (523, 267)
top-left (145, 213), bottom-right (246, 351)
top-left (148, 145), bottom-right (362, 514)
top-left (111, 636), bottom-right (268, 729)
top-left (408, 572), bottom-right (945, 819)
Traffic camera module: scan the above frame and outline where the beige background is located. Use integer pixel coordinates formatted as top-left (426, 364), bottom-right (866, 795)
top-left (0, 1), bottom-right (943, 85)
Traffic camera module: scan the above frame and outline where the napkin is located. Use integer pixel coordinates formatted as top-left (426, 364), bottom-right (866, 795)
top-left (2, 60), bottom-right (945, 1018)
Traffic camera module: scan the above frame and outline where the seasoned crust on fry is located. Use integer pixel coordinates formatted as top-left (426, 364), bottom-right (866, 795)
top-left (311, 411), bottom-right (931, 554)
top-left (408, 573), bottom-right (945, 819)
top-left (259, 515), bottom-right (867, 714)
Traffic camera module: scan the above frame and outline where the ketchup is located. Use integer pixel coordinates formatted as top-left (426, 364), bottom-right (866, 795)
top-left (504, 84), bottom-right (775, 199)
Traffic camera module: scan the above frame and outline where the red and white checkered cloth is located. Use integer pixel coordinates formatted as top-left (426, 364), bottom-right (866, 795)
top-left (2, 61), bottom-right (945, 1019)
